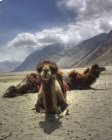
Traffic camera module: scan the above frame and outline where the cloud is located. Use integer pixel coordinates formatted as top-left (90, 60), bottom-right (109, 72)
top-left (7, 28), bottom-right (67, 49)
top-left (6, 23), bottom-right (102, 51)
top-left (58, 0), bottom-right (84, 11)
top-left (58, 0), bottom-right (112, 32)
top-left (58, 0), bottom-right (112, 19)
top-left (2, 0), bottom-right (112, 62)
top-left (35, 28), bottom-right (66, 45)
top-left (79, 0), bottom-right (112, 20)
top-left (7, 33), bottom-right (38, 48)
top-left (7, 0), bottom-right (112, 50)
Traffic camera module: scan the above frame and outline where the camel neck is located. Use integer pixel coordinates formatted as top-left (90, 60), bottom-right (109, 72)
top-left (42, 78), bottom-right (55, 113)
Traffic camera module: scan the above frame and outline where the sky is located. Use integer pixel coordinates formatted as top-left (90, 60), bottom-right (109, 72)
top-left (0, 0), bottom-right (112, 62)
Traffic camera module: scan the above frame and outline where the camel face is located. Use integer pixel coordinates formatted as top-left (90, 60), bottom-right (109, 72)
top-left (37, 60), bottom-right (58, 82)
top-left (3, 86), bottom-right (17, 98)
top-left (41, 64), bottom-right (52, 81)
top-left (91, 64), bottom-right (105, 78)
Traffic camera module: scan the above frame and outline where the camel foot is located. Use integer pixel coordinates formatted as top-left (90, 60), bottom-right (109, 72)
top-left (58, 109), bottom-right (70, 118)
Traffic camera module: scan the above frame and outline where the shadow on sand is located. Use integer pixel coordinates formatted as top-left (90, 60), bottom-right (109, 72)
top-left (73, 87), bottom-right (107, 91)
top-left (39, 113), bottom-right (62, 134)
top-left (90, 87), bottom-right (111, 91)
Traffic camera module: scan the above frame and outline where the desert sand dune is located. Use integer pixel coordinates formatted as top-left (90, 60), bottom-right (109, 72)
top-left (0, 67), bottom-right (112, 140)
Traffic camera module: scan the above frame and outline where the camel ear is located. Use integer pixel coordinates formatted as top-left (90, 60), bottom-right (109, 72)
top-left (36, 65), bottom-right (43, 73)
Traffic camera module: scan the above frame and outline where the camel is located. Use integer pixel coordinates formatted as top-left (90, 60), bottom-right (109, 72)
top-left (67, 64), bottom-right (106, 89)
top-left (35, 60), bottom-right (68, 117)
top-left (3, 73), bottom-right (41, 98)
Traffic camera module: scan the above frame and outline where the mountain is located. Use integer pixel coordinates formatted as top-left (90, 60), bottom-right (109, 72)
top-left (87, 31), bottom-right (112, 66)
top-left (58, 31), bottom-right (112, 68)
top-left (14, 31), bottom-right (112, 71)
top-left (0, 61), bottom-right (21, 72)
top-left (14, 43), bottom-right (66, 71)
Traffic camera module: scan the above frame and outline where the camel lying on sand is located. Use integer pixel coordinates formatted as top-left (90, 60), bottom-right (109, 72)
top-left (67, 64), bottom-right (106, 89)
top-left (3, 73), bottom-right (41, 98)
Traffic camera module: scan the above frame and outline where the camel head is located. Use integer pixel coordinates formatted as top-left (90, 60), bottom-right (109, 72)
top-left (90, 64), bottom-right (106, 78)
top-left (3, 86), bottom-right (17, 98)
top-left (100, 66), bottom-right (106, 72)
top-left (36, 60), bottom-right (58, 82)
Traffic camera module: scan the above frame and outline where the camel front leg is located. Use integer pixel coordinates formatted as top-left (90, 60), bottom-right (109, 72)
top-left (35, 89), bottom-right (44, 113)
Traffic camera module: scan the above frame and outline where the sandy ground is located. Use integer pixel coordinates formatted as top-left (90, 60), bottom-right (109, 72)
top-left (0, 67), bottom-right (112, 140)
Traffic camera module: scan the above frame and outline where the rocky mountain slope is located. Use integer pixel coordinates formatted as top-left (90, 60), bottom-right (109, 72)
top-left (14, 43), bottom-right (66, 71)
top-left (69, 31), bottom-right (112, 67)
top-left (14, 31), bottom-right (112, 71)
top-left (57, 32), bottom-right (108, 68)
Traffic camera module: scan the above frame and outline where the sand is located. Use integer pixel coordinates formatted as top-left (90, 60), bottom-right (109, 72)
top-left (0, 67), bottom-right (112, 140)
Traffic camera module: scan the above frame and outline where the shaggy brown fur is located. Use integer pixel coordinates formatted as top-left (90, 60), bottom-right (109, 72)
top-left (35, 60), bottom-right (67, 117)
top-left (67, 64), bottom-right (106, 89)
top-left (3, 73), bottom-right (41, 98)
